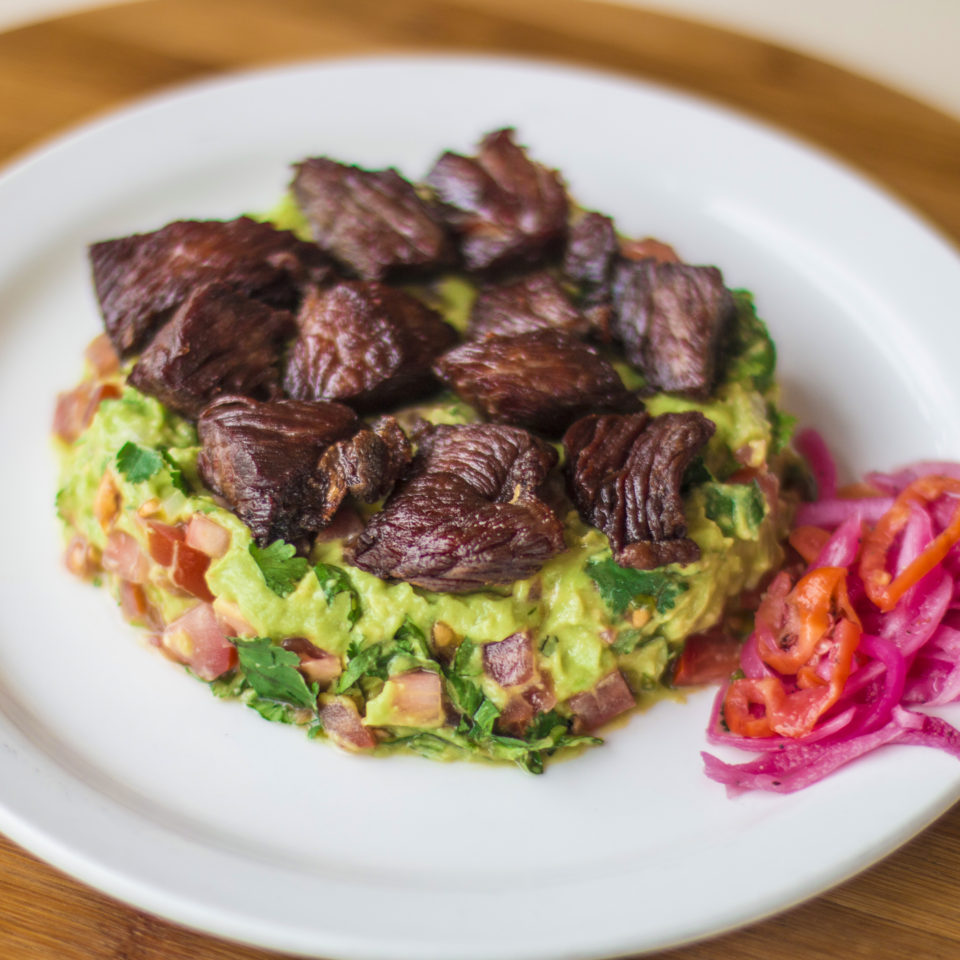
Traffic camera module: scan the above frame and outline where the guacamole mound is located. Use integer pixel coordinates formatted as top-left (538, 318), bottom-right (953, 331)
top-left (55, 280), bottom-right (791, 770)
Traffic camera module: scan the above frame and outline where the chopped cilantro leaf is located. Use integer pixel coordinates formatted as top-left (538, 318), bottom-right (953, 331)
top-left (446, 673), bottom-right (483, 719)
top-left (682, 455), bottom-right (715, 492)
top-left (768, 403), bottom-right (797, 455)
top-left (393, 617), bottom-right (431, 659)
top-left (249, 540), bottom-right (310, 597)
top-left (335, 642), bottom-right (385, 693)
top-left (115, 442), bottom-right (164, 483)
top-left (611, 628), bottom-right (644, 655)
top-left (160, 449), bottom-right (189, 494)
top-left (724, 289), bottom-right (777, 393)
top-left (231, 637), bottom-right (319, 711)
top-left (209, 671), bottom-right (248, 699)
top-left (451, 637), bottom-right (479, 677)
top-left (246, 696), bottom-right (299, 724)
top-left (526, 709), bottom-right (565, 740)
top-left (313, 562), bottom-right (361, 626)
top-left (472, 698), bottom-right (501, 736)
top-left (586, 557), bottom-right (688, 617)
top-left (703, 480), bottom-right (766, 538)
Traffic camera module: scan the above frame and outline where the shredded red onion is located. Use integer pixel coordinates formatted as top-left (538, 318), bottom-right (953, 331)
top-left (703, 444), bottom-right (960, 796)
top-left (794, 428), bottom-right (837, 500)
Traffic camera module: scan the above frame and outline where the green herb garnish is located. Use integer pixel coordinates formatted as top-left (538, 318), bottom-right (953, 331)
top-left (724, 289), bottom-right (776, 392)
top-left (586, 557), bottom-right (688, 617)
top-left (115, 442), bottom-right (164, 482)
top-left (231, 637), bottom-right (319, 711)
top-left (249, 540), bottom-right (310, 597)
top-left (313, 562), bottom-right (361, 626)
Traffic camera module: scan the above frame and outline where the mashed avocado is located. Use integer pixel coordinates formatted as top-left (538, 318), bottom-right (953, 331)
top-left (55, 198), bottom-right (793, 771)
top-left (56, 308), bottom-right (787, 770)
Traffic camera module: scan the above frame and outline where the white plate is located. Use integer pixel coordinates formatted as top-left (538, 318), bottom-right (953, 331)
top-left (2, 55), bottom-right (960, 960)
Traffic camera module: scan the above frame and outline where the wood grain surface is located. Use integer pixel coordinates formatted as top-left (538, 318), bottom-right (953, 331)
top-left (2, 1), bottom-right (959, 958)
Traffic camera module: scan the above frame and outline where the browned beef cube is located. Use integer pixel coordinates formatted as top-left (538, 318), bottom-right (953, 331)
top-left (317, 415), bottom-right (413, 509)
top-left (467, 272), bottom-right (589, 340)
top-left (562, 211), bottom-right (617, 301)
top-left (283, 281), bottom-right (457, 412)
top-left (348, 423), bottom-right (565, 592)
top-left (563, 411), bottom-right (715, 569)
top-left (611, 260), bottom-right (734, 398)
top-left (292, 159), bottom-right (454, 281)
top-left (89, 217), bottom-right (333, 356)
top-left (128, 282), bottom-right (295, 419)
top-left (426, 129), bottom-right (568, 273)
top-left (197, 395), bottom-right (360, 548)
top-left (434, 331), bottom-right (640, 437)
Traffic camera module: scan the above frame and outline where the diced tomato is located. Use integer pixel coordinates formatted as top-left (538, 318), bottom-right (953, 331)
top-left (568, 670), bottom-right (635, 732)
top-left (102, 531), bottom-right (150, 584)
top-left (64, 535), bottom-right (101, 580)
top-left (161, 603), bottom-right (237, 681)
top-left (83, 334), bottom-right (119, 377)
top-left (93, 471), bottom-right (121, 531)
top-left (146, 521), bottom-right (184, 566)
top-left (52, 381), bottom-right (121, 443)
top-left (169, 542), bottom-right (214, 603)
top-left (146, 520), bottom-right (214, 602)
top-left (185, 514), bottom-right (230, 558)
top-left (118, 580), bottom-right (160, 629)
top-left (672, 629), bottom-right (743, 686)
top-left (214, 599), bottom-right (256, 638)
top-left (788, 525), bottom-right (831, 566)
top-left (384, 671), bottom-right (444, 727)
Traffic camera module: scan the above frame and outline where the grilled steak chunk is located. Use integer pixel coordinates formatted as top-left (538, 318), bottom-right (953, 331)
top-left (348, 423), bottom-right (565, 592)
top-left (467, 272), bottom-right (588, 340)
top-left (317, 415), bottom-right (413, 508)
top-left (611, 260), bottom-right (734, 398)
top-left (90, 217), bottom-right (332, 356)
top-left (292, 158), bottom-right (453, 281)
top-left (426, 128), bottom-right (568, 273)
top-left (564, 411), bottom-right (715, 569)
top-left (128, 282), bottom-right (295, 419)
top-left (284, 281), bottom-right (457, 412)
top-left (563, 211), bottom-right (617, 303)
top-left (434, 330), bottom-right (640, 436)
top-left (197, 396), bottom-right (359, 548)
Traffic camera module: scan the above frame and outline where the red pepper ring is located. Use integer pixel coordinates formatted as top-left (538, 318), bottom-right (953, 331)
top-left (756, 567), bottom-right (856, 675)
top-left (726, 569), bottom-right (862, 740)
top-left (860, 476), bottom-right (960, 613)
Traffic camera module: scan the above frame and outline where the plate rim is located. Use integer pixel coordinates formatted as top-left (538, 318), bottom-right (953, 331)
top-left (2, 52), bottom-right (960, 960)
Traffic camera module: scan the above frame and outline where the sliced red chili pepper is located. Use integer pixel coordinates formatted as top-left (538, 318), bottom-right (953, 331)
top-left (788, 525), bottom-right (831, 566)
top-left (860, 476), bottom-right (960, 613)
top-left (726, 565), bottom-right (862, 739)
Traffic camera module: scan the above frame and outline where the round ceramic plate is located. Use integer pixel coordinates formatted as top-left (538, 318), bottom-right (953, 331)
top-left (1, 56), bottom-right (960, 960)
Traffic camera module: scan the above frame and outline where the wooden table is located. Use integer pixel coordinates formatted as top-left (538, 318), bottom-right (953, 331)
top-left (2, 2), bottom-right (959, 957)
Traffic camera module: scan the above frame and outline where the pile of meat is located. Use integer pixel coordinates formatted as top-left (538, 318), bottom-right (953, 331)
top-left (86, 129), bottom-right (737, 589)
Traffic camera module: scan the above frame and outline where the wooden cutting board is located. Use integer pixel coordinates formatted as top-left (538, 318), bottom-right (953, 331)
top-left (1, 1), bottom-right (959, 958)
